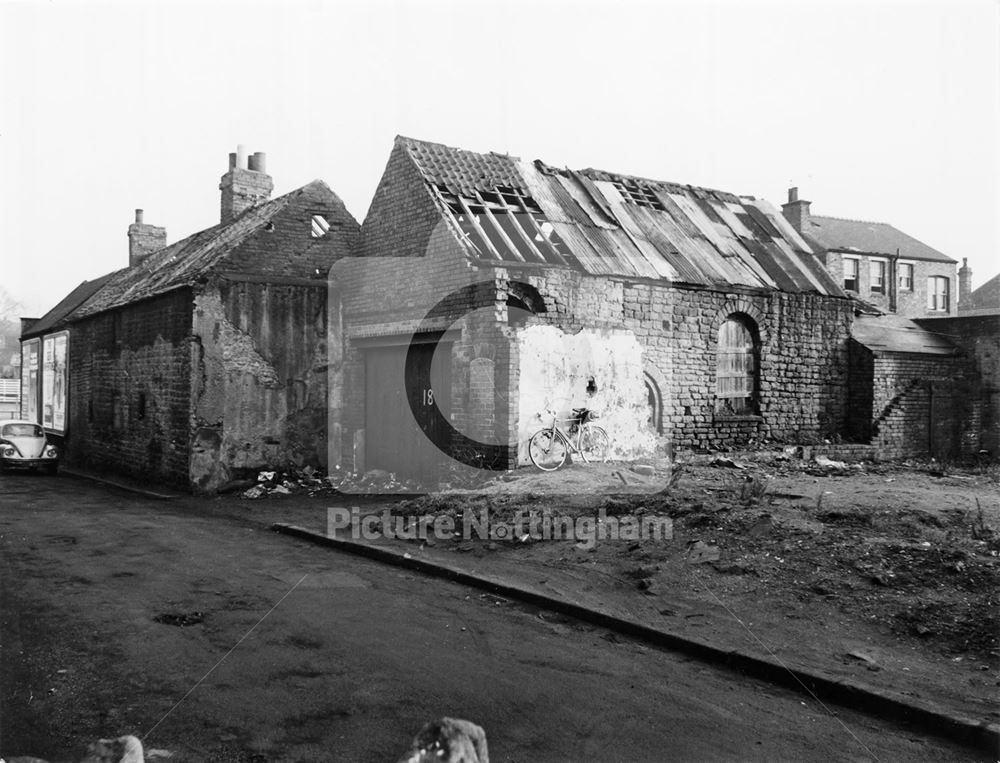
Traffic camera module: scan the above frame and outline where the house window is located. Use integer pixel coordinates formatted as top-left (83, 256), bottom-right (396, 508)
top-left (870, 260), bottom-right (886, 294)
top-left (311, 214), bottom-right (330, 238)
top-left (843, 258), bottom-right (859, 291)
top-left (898, 263), bottom-right (914, 291)
top-left (716, 315), bottom-right (758, 416)
top-left (928, 276), bottom-right (950, 312)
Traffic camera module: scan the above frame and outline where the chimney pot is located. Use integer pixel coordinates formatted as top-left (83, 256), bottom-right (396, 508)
top-left (229, 152), bottom-right (237, 170)
top-left (252, 152), bottom-right (266, 173)
top-left (788, 187), bottom-right (799, 203)
top-left (236, 144), bottom-right (248, 170)
top-left (247, 154), bottom-right (259, 172)
top-left (135, 208), bottom-right (144, 224)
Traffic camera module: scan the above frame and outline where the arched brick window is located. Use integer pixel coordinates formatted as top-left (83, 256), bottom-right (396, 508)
top-left (716, 315), bottom-right (758, 415)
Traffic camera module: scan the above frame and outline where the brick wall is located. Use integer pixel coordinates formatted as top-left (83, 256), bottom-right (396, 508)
top-left (916, 314), bottom-right (1000, 455)
top-left (68, 288), bottom-right (193, 485)
top-left (861, 351), bottom-right (976, 459)
top-left (823, 250), bottom-right (956, 318)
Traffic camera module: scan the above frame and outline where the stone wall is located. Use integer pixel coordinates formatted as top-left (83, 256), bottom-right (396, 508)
top-left (67, 288), bottom-right (194, 485)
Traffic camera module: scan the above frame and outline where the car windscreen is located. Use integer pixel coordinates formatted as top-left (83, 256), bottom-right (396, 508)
top-left (2, 424), bottom-right (43, 437)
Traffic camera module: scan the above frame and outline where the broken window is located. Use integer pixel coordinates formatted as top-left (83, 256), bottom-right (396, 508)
top-left (898, 263), bottom-right (914, 291)
top-left (435, 183), bottom-right (571, 266)
top-left (716, 316), bottom-right (758, 416)
top-left (611, 180), bottom-right (665, 210)
top-left (843, 257), bottom-right (859, 292)
top-left (927, 276), bottom-right (950, 312)
top-left (870, 259), bottom-right (886, 294)
top-left (311, 214), bottom-right (330, 238)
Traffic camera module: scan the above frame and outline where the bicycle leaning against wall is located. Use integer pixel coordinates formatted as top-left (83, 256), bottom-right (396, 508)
top-left (528, 407), bottom-right (610, 471)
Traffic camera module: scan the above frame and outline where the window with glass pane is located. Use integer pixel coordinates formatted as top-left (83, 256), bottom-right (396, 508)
top-left (843, 258), bottom-right (859, 291)
top-left (927, 276), bottom-right (950, 311)
top-left (898, 263), bottom-right (914, 291)
top-left (716, 317), bottom-right (757, 415)
top-left (870, 260), bottom-right (886, 293)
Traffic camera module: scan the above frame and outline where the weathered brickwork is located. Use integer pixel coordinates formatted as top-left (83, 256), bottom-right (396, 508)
top-left (848, 344), bottom-right (979, 459)
top-left (66, 180), bottom-right (359, 492)
top-left (68, 288), bottom-right (194, 486)
top-left (916, 315), bottom-right (1000, 455)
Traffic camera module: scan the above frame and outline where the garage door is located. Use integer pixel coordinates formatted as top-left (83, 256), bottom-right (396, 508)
top-left (364, 341), bottom-right (452, 482)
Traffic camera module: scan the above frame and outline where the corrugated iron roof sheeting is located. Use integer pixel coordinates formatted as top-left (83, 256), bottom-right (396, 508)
top-left (398, 136), bottom-right (844, 297)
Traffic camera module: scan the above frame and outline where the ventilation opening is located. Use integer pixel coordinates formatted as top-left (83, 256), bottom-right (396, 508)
top-left (311, 214), bottom-right (330, 237)
top-left (137, 392), bottom-right (146, 420)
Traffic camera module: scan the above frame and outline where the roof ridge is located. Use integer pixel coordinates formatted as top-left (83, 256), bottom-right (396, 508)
top-left (810, 213), bottom-right (889, 226)
top-left (396, 134), bottom-right (522, 162)
top-left (574, 166), bottom-right (747, 201)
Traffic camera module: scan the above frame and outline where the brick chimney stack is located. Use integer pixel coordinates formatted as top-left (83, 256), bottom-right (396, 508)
top-left (958, 257), bottom-right (972, 306)
top-left (128, 208), bottom-right (167, 267)
top-left (781, 187), bottom-right (812, 233)
top-left (219, 144), bottom-right (273, 223)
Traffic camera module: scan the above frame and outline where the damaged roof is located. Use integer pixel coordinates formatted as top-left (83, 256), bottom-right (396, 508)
top-left (852, 314), bottom-right (957, 355)
top-left (396, 136), bottom-right (844, 296)
top-left (803, 216), bottom-right (955, 263)
top-left (22, 273), bottom-right (116, 339)
top-left (73, 181), bottom-right (346, 320)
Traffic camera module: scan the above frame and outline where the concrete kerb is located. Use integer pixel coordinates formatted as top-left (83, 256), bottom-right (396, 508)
top-left (61, 467), bottom-right (178, 501)
top-left (272, 522), bottom-right (1000, 756)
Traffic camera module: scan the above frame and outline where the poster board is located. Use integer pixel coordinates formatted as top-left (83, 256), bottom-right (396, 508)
top-left (41, 332), bottom-right (67, 433)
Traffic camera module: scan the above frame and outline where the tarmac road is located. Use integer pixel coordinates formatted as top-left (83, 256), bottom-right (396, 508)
top-left (0, 471), bottom-right (985, 762)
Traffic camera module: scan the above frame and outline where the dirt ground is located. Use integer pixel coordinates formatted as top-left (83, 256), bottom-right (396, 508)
top-left (239, 451), bottom-right (1000, 728)
top-left (4, 471), bottom-right (986, 762)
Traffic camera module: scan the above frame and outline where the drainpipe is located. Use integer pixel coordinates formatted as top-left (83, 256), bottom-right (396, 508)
top-left (888, 248), bottom-right (899, 313)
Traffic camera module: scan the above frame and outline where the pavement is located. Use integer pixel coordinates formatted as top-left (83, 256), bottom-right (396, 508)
top-left (25, 467), bottom-right (998, 759)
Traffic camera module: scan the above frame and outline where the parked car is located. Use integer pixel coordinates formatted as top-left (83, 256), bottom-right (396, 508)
top-left (0, 420), bottom-right (60, 474)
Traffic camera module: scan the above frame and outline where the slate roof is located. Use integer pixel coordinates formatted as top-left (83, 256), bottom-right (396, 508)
top-left (803, 216), bottom-right (955, 263)
top-left (21, 274), bottom-right (116, 339)
top-left (961, 272), bottom-right (1000, 313)
top-left (852, 314), bottom-right (957, 355)
top-left (73, 180), bottom-right (339, 320)
top-left (396, 136), bottom-right (844, 297)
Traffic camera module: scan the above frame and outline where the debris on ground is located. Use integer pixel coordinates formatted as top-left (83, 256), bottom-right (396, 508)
top-left (709, 457), bottom-right (747, 469)
top-left (686, 540), bottom-right (721, 564)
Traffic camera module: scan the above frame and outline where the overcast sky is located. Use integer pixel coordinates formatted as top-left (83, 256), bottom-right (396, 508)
top-left (2, 0), bottom-right (997, 317)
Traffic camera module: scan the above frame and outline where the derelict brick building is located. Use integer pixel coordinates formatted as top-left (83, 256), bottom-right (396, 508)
top-left (329, 137), bottom-right (858, 480)
top-left (61, 149), bottom-right (359, 490)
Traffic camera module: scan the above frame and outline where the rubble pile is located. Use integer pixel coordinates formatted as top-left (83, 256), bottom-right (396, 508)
top-left (239, 465), bottom-right (425, 499)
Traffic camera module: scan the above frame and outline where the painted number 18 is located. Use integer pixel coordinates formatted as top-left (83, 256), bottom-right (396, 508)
top-left (422, 388), bottom-right (434, 406)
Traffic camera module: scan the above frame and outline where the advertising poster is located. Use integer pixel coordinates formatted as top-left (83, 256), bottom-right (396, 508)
top-left (21, 338), bottom-right (38, 423)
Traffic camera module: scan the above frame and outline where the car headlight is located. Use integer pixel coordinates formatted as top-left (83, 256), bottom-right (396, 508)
top-left (2, 447), bottom-right (14, 458)
top-left (45, 446), bottom-right (58, 458)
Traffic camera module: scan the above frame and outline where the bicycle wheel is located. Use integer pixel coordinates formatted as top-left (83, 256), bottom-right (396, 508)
top-left (529, 429), bottom-right (569, 471)
top-left (579, 426), bottom-right (610, 463)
